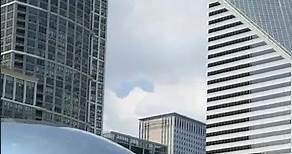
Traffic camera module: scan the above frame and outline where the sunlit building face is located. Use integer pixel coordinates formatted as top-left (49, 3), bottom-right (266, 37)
top-left (207, 0), bottom-right (292, 153)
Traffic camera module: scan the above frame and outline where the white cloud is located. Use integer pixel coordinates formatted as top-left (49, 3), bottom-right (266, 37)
top-left (106, 0), bottom-right (207, 88)
top-left (104, 78), bottom-right (206, 136)
top-left (104, 0), bottom-right (207, 136)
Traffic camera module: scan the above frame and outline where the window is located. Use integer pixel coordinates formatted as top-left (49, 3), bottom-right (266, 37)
top-left (208, 15), bottom-right (235, 25)
top-left (4, 75), bottom-right (14, 99)
top-left (28, 0), bottom-right (38, 6)
top-left (15, 78), bottom-right (24, 102)
top-left (25, 81), bottom-right (35, 105)
top-left (0, 74), bottom-right (3, 97)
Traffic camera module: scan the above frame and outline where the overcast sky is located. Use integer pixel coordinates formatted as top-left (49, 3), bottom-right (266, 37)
top-left (103, 0), bottom-right (207, 136)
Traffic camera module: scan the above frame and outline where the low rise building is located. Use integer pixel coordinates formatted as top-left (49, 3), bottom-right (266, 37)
top-left (139, 113), bottom-right (206, 154)
top-left (103, 131), bottom-right (168, 154)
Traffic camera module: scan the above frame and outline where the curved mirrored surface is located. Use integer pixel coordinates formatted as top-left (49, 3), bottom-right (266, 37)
top-left (1, 119), bottom-right (134, 154)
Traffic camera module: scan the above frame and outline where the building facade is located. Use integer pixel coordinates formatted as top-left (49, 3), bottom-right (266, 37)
top-left (103, 131), bottom-right (168, 154)
top-left (139, 113), bottom-right (206, 154)
top-left (207, 0), bottom-right (292, 153)
top-left (1, 0), bottom-right (108, 135)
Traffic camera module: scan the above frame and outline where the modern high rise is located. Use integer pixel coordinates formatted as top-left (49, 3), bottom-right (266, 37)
top-left (139, 113), bottom-right (206, 154)
top-left (1, 0), bottom-right (108, 135)
top-left (207, 0), bottom-right (292, 153)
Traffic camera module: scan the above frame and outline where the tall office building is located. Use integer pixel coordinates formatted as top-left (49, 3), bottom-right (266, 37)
top-left (207, 0), bottom-right (292, 153)
top-left (1, 0), bottom-right (108, 135)
top-left (139, 113), bottom-right (206, 154)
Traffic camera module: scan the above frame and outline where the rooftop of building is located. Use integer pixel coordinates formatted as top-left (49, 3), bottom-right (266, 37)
top-left (139, 112), bottom-right (206, 125)
top-left (103, 131), bottom-right (167, 147)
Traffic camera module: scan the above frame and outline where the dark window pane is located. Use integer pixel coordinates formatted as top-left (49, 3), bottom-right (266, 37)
top-left (25, 81), bottom-right (35, 105)
top-left (5, 75), bottom-right (14, 99)
top-left (15, 78), bottom-right (24, 102)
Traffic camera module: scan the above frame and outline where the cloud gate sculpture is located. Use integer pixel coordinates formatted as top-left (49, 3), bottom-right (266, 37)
top-left (1, 119), bottom-right (134, 154)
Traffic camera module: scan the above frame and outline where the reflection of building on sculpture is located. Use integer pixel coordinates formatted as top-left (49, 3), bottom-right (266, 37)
top-left (1, 119), bottom-right (134, 154)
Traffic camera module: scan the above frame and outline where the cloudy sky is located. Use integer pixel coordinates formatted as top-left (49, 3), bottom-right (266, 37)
top-left (103, 0), bottom-right (207, 136)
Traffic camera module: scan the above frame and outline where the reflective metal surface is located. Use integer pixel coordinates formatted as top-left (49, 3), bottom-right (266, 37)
top-left (1, 119), bottom-right (134, 154)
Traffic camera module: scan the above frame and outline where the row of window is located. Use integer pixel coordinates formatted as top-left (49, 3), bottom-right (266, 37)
top-left (207, 117), bottom-right (249, 128)
top-left (2, 74), bottom-right (35, 105)
top-left (209, 2), bottom-right (220, 8)
top-left (207, 120), bottom-right (291, 137)
top-left (209, 8), bottom-right (227, 17)
top-left (208, 80), bottom-right (290, 102)
top-left (208, 28), bottom-right (251, 42)
top-left (14, 0), bottom-right (106, 27)
top-left (209, 39), bottom-right (266, 60)
top-left (207, 90), bottom-right (251, 102)
top-left (208, 72), bottom-right (290, 94)
top-left (207, 108), bottom-right (249, 120)
top-left (208, 44), bottom-right (250, 59)
top-left (207, 101), bottom-right (290, 120)
top-left (251, 82), bottom-right (290, 94)
top-left (207, 139), bottom-right (290, 154)
top-left (207, 99), bottom-right (250, 111)
top-left (251, 63), bottom-right (291, 76)
top-left (208, 35), bottom-right (257, 50)
top-left (1, 100), bottom-right (35, 119)
top-left (209, 15), bottom-right (235, 25)
top-left (208, 63), bottom-right (250, 76)
top-left (207, 110), bottom-right (290, 128)
top-left (1, 99), bottom-right (101, 134)
top-left (208, 81), bottom-right (250, 93)
top-left (208, 72), bottom-right (250, 85)
top-left (209, 21), bottom-right (242, 34)
top-left (208, 61), bottom-right (289, 85)
top-left (207, 136), bottom-right (248, 146)
top-left (208, 54), bottom-right (250, 68)
top-left (251, 72), bottom-right (291, 85)
top-left (207, 145), bottom-right (251, 154)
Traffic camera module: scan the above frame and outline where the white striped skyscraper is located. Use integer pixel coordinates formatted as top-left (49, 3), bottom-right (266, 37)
top-left (207, 0), bottom-right (292, 153)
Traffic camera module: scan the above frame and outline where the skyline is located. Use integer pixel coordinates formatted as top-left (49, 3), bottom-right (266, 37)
top-left (104, 0), bottom-right (208, 136)
top-left (1, 0), bottom-right (292, 154)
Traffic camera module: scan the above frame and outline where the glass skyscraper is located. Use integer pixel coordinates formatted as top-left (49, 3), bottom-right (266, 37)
top-left (207, 0), bottom-right (292, 153)
top-left (1, 0), bottom-right (107, 135)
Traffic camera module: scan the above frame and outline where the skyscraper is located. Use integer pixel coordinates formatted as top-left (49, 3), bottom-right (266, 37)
top-left (1, 0), bottom-right (108, 135)
top-left (139, 113), bottom-right (206, 154)
top-left (207, 0), bottom-right (292, 153)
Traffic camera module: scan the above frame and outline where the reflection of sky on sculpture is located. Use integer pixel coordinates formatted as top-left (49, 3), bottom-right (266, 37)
top-left (1, 121), bottom-right (133, 154)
